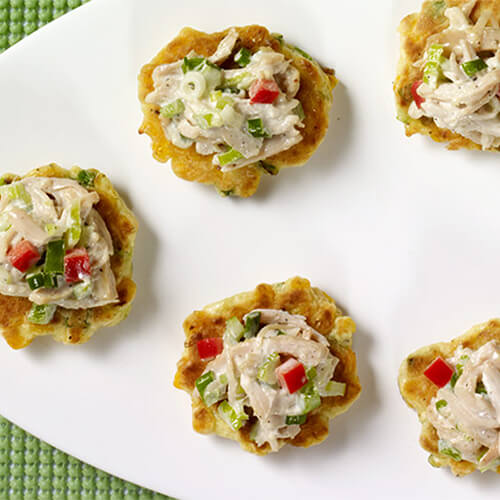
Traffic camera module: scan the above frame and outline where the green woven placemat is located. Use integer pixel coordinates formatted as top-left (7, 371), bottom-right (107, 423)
top-left (0, 2), bottom-right (172, 498)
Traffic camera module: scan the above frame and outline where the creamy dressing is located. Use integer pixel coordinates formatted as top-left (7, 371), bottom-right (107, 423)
top-left (196, 309), bottom-right (343, 451)
top-left (0, 177), bottom-right (117, 309)
top-left (409, 1), bottom-right (500, 149)
top-left (146, 29), bottom-right (304, 171)
top-left (427, 341), bottom-right (500, 469)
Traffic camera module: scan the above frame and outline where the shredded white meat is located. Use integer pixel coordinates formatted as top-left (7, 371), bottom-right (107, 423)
top-left (0, 177), bottom-right (117, 309)
top-left (427, 341), bottom-right (500, 469)
top-left (409, 1), bottom-right (500, 149)
top-left (146, 29), bottom-right (304, 171)
top-left (198, 309), bottom-right (343, 452)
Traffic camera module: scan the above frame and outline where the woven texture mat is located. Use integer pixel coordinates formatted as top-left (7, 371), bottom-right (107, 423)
top-left (0, 2), bottom-right (172, 498)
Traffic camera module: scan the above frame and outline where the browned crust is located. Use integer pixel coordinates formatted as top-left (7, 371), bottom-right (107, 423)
top-left (174, 276), bottom-right (361, 455)
top-left (398, 319), bottom-right (500, 476)
top-left (138, 25), bottom-right (337, 197)
top-left (394, 0), bottom-right (500, 151)
top-left (0, 164), bottom-right (138, 349)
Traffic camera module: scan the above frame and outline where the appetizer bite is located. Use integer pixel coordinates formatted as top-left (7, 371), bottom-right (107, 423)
top-left (0, 164), bottom-right (138, 349)
top-left (394, 0), bottom-right (500, 151)
top-left (399, 319), bottom-right (500, 476)
top-left (138, 25), bottom-right (337, 197)
top-left (174, 277), bottom-right (361, 454)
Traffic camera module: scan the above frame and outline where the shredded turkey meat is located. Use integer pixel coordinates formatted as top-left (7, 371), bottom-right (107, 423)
top-left (0, 177), bottom-right (117, 309)
top-left (196, 309), bottom-right (344, 452)
top-left (146, 29), bottom-right (304, 171)
top-left (409, 0), bottom-right (500, 149)
top-left (427, 341), bottom-right (500, 470)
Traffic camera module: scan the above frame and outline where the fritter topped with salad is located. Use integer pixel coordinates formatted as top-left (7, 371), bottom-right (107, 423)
top-left (0, 164), bottom-right (137, 349)
top-left (394, 0), bottom-right (500, 151)
top-left (399, 319), bottom-right (500, 476)
top-left (138, 25), bottom-right (337, 197)
top-left (174, 277), bottom-right (361, 455)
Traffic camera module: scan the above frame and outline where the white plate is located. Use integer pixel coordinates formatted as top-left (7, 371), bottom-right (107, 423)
top-left (0, 0), bottom-right (499, 498)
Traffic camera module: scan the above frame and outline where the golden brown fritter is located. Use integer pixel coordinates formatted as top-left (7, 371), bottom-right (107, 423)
top-left (394, 0), bottom-right (500, 151)
top-left (174, 276), bottom-right (361, 455)
top-left (0, 164), bottom-right (138, 349)
top-left (138, 25), bottom-right (337, 197)
top-left (399, 319), bottom-right (500, 476)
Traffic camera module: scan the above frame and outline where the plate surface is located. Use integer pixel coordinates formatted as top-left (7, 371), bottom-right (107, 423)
top-left (0, 0), bottom-right (500, 498)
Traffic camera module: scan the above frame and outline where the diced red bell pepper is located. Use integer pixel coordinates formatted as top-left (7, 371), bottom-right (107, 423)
top-left (64, 248), bottom-right (91, 283)
top-left (424, 357), bottom-right (454, 387)
top-left (7, 240), bottom-right (40, 273)
top-left (276, 358), bottom-right (307, 394)
top-left (411, 80), bottom-right (425, 109)
top-left (197, 337), bottom-right (223, 360)
top-left (249, 79), bottom-right (280, 104)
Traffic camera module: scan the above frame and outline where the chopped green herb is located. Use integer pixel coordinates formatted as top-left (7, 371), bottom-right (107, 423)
top-left (294, 46), bottom-right (313, 61)
top-left (44, 240), bottom-right (64, 274)
top-left (27, 303), bottom-right (57, 325)
top-left (77, 170), bottom-right (96, 188)
top-left (247, 118), bottom-right (270, 138)
top-left (195, 371), bottom-right (216, 404)
top-left (182, 56), bottom-right (205, 73)
top-left (217, 148), bottom-right (244, 167)
top-left (476, 381), bottom-right (487, 395)
top-left (461, 58), bottom-right (488, 78)
top-left (234, 47), bottom-right (252, 67)
top-left (243, 311), bottom-right (261, 339)
top-left (218, 400), bottom-right (248, 431)
top-left (259, 161), bottom-right (279, 175)
top-left (285, 414), bottom-right (307, 425)
top-left (438, 439), bottom-right (462, 462)
top-left (436, 399), bottom-right (448, 411)
top-left (160, 99), bottom-right (185, 118)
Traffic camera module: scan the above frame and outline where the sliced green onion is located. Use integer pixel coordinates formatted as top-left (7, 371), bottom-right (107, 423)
top-left (45, 223), bottom-right (59, 236)
top-left (450, 363), bottom-right (464, 389)
top-left (424, 44), bottom-right (445, 88)
top-left (160, 99), bottom-right (185, 118)
top-left (182, 56), bottom-right (205, 73)
top-left (198, 60), bottom-right (222, 90)
top-left (293, 102), bottom-right (305, 120)
top-left (209, 90), bottom-right (234, 110)
top-left (271, 33), bottom-right (284, 46)
top-left (243, 311), bottom-right (261, 339)
top-left (285, 414), bottom-right (307, 425)
top-left (300, 381), bottom-right (321, 413)
top-left (76, 170), bottom-right (96, 188)
top-left (73, 280), bottom-right (92, 300)
top-left (294, 46), bottom-right (313, 61)
top-left (234, 47), bottom-right (251, 67)
top-left (44, 240), bottom-right (65, 275)
top-left (2, 183), bottom-right (32, 208)
top-left (257, 352), bottom-right (280, 384)
top-left (217, 400), bottom-right (248, 431)
top-left (26, 272), bottom-right (57, 290)
top-left (181, 71), bottom-right (207, 99)
top-left (259, 161), bottom-right (279, 175)
top-left (320, 380), bottom-right (346, 397)
top-left (438, 439), bottom-right (462, 462)
top-left (195, 371), bottom-right (215, 403)
top-left (27, 303), bottom-right (57, 325)
top-left (217, 148), bottom-right (244, 167)
top-left (476, 381), bottom-right (487, 395)
top-left (65, 201), bottom-right (81, 249)
top-left (436, 399), bottom-right (448, 411)
top-left (306, 366), bottom-right (317, 381)
top-left (219, 374), bottom-right (228, 385)
top-left (247, 118), bottom-right (269, 138)
top-left (195, 112), bottom-right (223, 129)
top-left (223, 317), bottom-right (245, 345)
top-left (223, 72), bottom-right (254, 90)
top-left (461, 58), bottom-right (488, 78)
